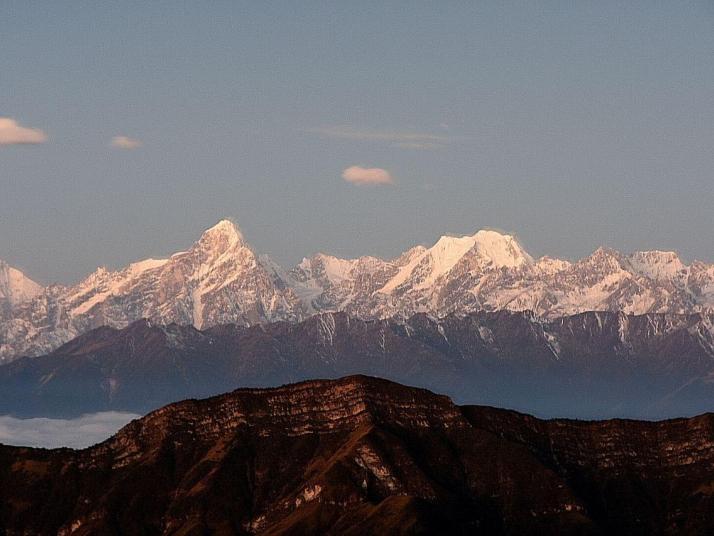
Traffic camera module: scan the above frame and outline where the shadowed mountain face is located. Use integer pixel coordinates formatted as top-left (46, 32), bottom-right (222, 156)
top-left (1, 376), bottom-right (713, 535)
top-left (1, 310), bottom-right (714, 419)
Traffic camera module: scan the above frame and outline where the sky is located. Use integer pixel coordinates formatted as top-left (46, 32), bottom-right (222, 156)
top-left (1, 1), bottom-right (713, 285)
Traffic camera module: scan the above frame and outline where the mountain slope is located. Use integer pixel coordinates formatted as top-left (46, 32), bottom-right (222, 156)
top-left (2, 219), bottom-right (714, 361)
top-left (1, 376), bottom-right (713, 535)
top-left (2, 311), bottom-right (713, 419)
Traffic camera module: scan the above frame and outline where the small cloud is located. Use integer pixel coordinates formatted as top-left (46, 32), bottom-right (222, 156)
top-left (0, 412), bottom-right (140, 449)
top-left (0, 117), bottom-right (47, 145)
top-left (342, 165), bottom-right (393, 186)
top-left (111, 135), bottom-right (142, 149)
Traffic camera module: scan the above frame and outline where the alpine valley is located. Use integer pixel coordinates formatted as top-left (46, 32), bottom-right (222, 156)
top-left (2, 219), bottom-right (714, 362)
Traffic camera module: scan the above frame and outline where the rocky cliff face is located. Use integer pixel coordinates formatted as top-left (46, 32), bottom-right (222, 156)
top-left (2, 219), bottom-right (714, 361)
top-left (2, 310), bottom-right (713, 419)
top-left (1, 376), bottom-right (713, 535)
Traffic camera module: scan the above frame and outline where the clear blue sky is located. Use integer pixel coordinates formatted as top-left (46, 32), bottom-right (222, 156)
top-left (1, 1), bottom-right (713, 284)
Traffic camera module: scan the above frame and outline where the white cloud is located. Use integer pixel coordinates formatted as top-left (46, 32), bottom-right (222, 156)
top-left (111, 135), bottom-right (142, 149)
top-left (0, 412), bottom-right (140, 449)
top-left (0, 117), bottom-right (47, 145)
top-left (342, 165), bottom-right (393, 186)
top-left (308, 126), bottom-right (451, 149)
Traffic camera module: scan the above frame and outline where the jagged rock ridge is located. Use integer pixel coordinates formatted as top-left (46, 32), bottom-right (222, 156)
top-left (1, 376), bottom-right (713, 535)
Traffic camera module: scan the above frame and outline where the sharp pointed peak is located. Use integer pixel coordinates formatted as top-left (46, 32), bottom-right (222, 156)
top-left (596, 245), bottom-right (619, 253)
top-left (0, 259), bottom-right (43, 304)
top-left (202, 219), bottom-right (244, 239)
top-left (194, 219), bottom-right (246, 251)
top-left (589, 246), bottom-right (624, 258)
top-left (0, 258), bottom-right (30, 273)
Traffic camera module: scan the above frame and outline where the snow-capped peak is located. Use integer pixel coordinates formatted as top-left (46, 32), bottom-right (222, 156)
top-left (534, 256), bottom-right (572, 274)
top-left (628, 250), bottom-right (687, 282)
top-left (469, 230), bottom-right (533, 268)
top-left (197, 219), bottom-right (244, 249)
top-left (0, 260), bottom-right (43, 307)
top-left (429, 234), bottom-right (479, 274)
top-left (182, 219), bottom-right (251, 269)
top-left (380, 229), bottom-right (532, 295)
top-left (579, 247), bottom-right (626, 271)
top-left (292, 253), bottom-right (359, 287)
top-left (314, 254), bottom-right (356, 284)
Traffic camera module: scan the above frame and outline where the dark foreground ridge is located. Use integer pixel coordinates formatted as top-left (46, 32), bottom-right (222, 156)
top-left (1, 376), bottom-right (714, 535)
top-left (2, 310), bottom-right (714, 419)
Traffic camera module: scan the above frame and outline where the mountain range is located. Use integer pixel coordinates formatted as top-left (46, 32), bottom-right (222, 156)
top-left (2, 219), bottom-right (714, 361)
top-left (2, 375), bottom-right (713, 535)
top-left (3, 309), bottom-right (713, 419)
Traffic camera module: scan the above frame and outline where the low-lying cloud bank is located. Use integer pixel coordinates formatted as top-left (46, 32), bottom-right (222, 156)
top-left (0, 412), bottom-right (141, 449)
